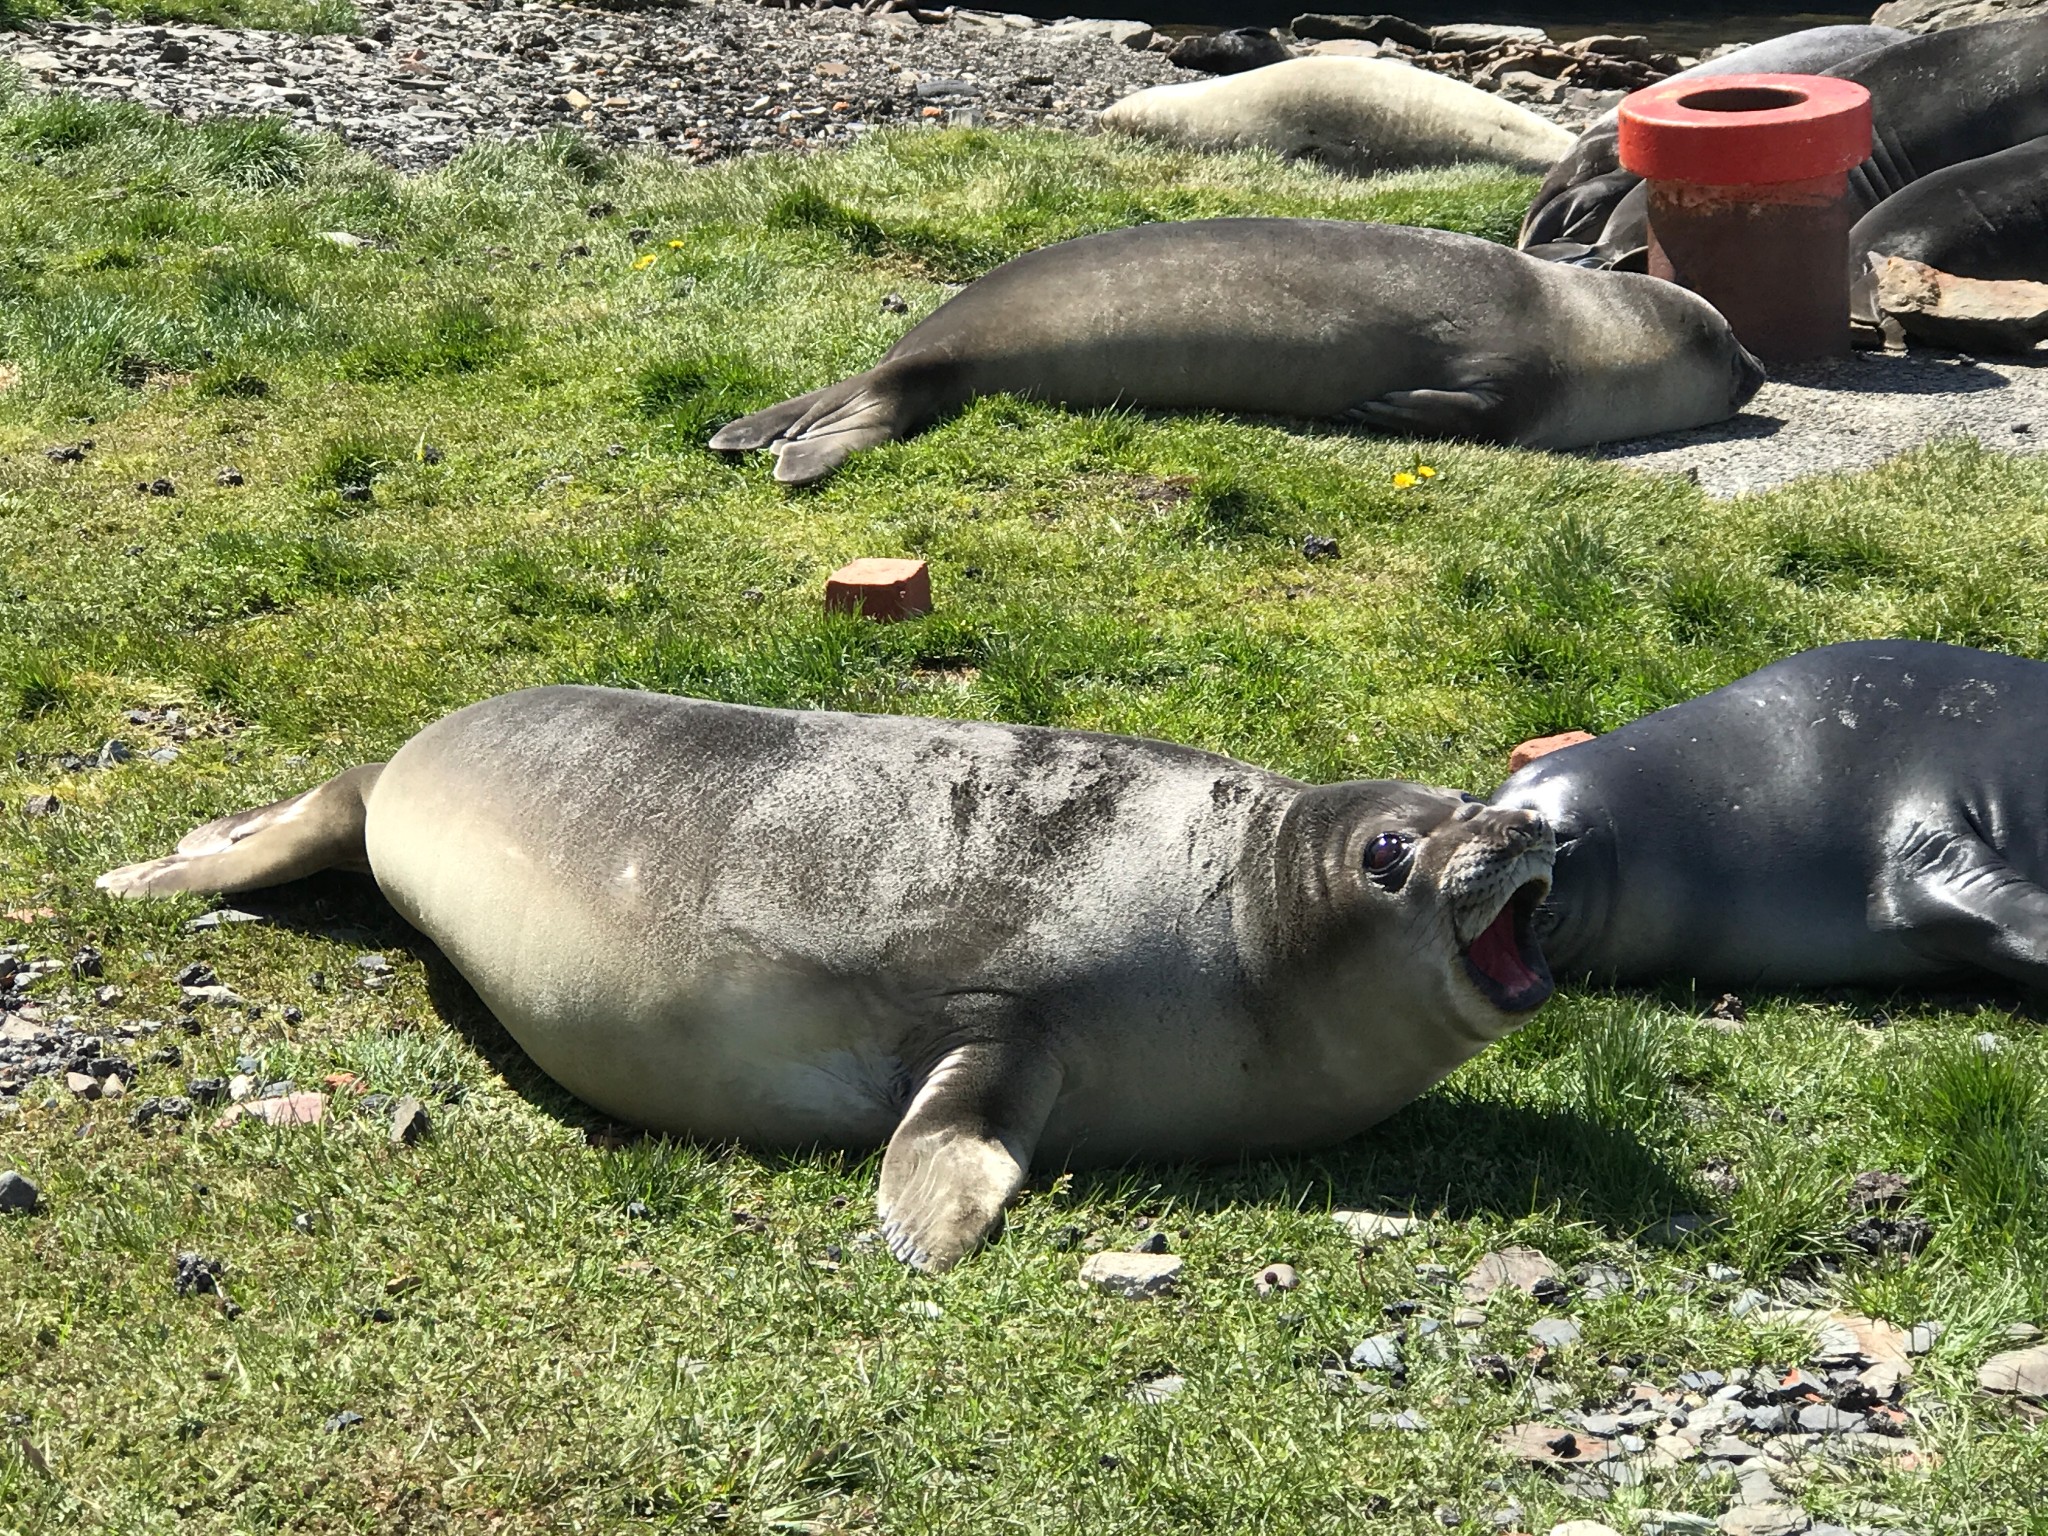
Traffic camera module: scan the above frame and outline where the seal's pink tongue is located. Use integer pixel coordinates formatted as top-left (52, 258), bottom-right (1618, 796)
top-left (1468, 904), bottom-right (1539, 993)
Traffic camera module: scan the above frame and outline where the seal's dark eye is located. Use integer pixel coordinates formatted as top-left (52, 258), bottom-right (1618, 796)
top-left (1364, 832), bottom-right (1411, 881)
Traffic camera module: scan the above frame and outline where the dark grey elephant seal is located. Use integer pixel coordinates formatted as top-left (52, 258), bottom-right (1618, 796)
top-left (1849, 136), bottom-right (2048, 321)
top-left (1518, 25), bottom-right (1905, 259)
top-left (1491, 640), bottom-right (2048, 993)
top-left (708, 220), bottom-right (1765, 485)
top-left (100, 688), bottom-right (1557, 1271)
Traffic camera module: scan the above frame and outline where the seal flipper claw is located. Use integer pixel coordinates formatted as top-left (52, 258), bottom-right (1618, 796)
top-left (1348, 385), bottom-right (1508, 439)
top-left (97, 764), bottom-right (383, 898)
top-left (878, 1031), bottom-right (1063, 1273)
top-left (1876, 822), bottom-right (2048, 993)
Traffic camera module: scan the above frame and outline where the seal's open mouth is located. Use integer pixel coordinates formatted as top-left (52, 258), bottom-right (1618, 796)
top-left (1461, 877), bottom-right (1554, 1013)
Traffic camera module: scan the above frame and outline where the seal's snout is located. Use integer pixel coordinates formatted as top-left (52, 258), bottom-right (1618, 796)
top-left (1732, 344), bottom-right (1767, 410)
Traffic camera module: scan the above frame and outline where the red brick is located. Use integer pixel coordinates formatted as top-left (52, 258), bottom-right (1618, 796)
top-left (824, 558), bottom-right (932, 622)
top-left (1507, 730), bottom-right (1595, 774)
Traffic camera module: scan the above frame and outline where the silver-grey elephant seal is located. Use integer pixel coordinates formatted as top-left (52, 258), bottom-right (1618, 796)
top-left (708, 219), bottom-right (1766, 485)
top-left (1101, 56), bottom-right (1575, 175)
top-left (101, 688), bottom-right (1558, 1271)
top-left (1492, 640), bottom-right (2048, 994)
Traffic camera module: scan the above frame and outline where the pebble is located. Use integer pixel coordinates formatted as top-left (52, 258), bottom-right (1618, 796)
top-left (1078, 1251), bottom-right (1180, 1299)
top-left (0, 1170), bottom-right (41, 1214)
top-left (389, 1095), bottom-right (432, 1146)
top-left (1348, 1332), bottom-right (1403, 1371)
top-left (1331, 1209), bottom-right (1420, 1242)
top-left (1253, 1262), bottom-right (1297, 1296)
top-left (1529, 1316), bottom-right (1582, 1349)
top-left (1461, 1245), bottom-right (1560, 1303)
top-left (1717, 1506), bottom-right (1810, 1536)
top-left (1977, 1342), bottom-right (2048, 1399)
top-left (1550, 1523), bottom-right (1624, 1536)
top-left (324, 1410), bottom-right (364, 1432)
top-left (1126, 1372), bottom-right (1184, 1403)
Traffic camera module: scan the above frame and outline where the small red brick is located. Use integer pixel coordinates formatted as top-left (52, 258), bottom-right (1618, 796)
top-left (824, 558), bottom-right (932, 622)
top-left (1507, 730), bottom-right (1595, 774)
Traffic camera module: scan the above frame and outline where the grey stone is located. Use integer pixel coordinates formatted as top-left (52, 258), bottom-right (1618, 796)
top-left (1167, 28), bottom-right (1292, 75)
top-left (23, 794), bottom-right (61, 818)
top-left (1126, 1372), bottom-right (1184, 1403)
top-left (1288, 12), bottom-right (1433, 49)
top-left (389, 1096), bottom-right (431, 1147)
top-left (1871, 0), bottom-right (2048, 35)
top-left (1079, 1251), bottom-right (1181, 1298)
top-left (1717, 1506), bottom-right (1810, 1536)
top-left (1461, 1245), bottom-right (1560, 1303)
top-left (0, 1171), bottom-right (41, 1214)
top-left (1331, 1209), bottom-right (1419, 1242)
top-left (1529, 1316), bottom-right (1582, 1349)
top-left (1905, 1321), bottom-right (1943, 1355)
top-left (1131, 1230), bottom-right (1168, 1254)
top-left (1978, 1342), bottom-right (2048, 1399)
top-left (1349, 1332), bottom-right (1403, 1371)
top-left (182, 909), bottom-right (267, 931)
top-left (1431, 22), bottom-right (1548, 49)
top-left (1796, 1405), bottom-right (1864, 1434)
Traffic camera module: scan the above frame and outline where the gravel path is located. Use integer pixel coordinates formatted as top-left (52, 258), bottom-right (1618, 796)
top-left (0, 0), bottom-right (1199, 171)
top-left (1598, 350), bottom-right (2048, 496)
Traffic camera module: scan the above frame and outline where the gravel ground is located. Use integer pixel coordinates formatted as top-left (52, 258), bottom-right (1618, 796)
top-left (0, 0), bottom-right (1201, 171)
top-left (1598, 349), bottom-right (2048, 496)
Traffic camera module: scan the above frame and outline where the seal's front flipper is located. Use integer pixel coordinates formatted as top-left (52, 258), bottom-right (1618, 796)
top-left (97, 764), bottom-right (384, 898)
top-left (1348, 386), bottom-right (1507, 440)
top-left (1874, 821), bottom-right (2048, 992)
top-left (878, 1028), bottom-right (1064, 1273)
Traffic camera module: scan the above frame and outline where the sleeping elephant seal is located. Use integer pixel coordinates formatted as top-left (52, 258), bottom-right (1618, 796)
top-left (1492, 640), bottom-right (2048, 995)
top-left (1100, 56), bottom-right (1575, 175)
top-left (1518, 24), bottom-right (1907, 260)
top-left (708, 220), bottom-right (1766, 485)
top-left (1849, 136), bottom-right (2048, 322)
top-left (101, 688), bottom-right (1558, 1272)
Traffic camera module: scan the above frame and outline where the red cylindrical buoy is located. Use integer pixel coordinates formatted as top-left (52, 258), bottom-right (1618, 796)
top-left (1617, 73), bottom-right (1872, 363)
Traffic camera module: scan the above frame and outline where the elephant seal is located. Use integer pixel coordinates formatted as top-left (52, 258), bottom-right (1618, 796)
top-left (100, 687), bottom-right (1557, 1271)
top-left (1526, 16), bottom-right (2048, 270)
top-left (1848, 136), bottom-right (2048, 321)
top-left (708, 220), bottom-right (1766, 485)
top-left (1519, 25), bottom-right (1907, 260)
top-left (1491, 640), bottom-right (2048, 994)
top-left (1101, 56), bottom-right (1575, 175)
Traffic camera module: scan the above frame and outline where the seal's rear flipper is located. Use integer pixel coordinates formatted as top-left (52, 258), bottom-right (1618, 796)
top-left (98, 764), bottom-right (384, 898)
top-left (709, 368), bottom-right (918, 486)
top-left (1349, 385), bottom-right (1508, 440)
top-left (1874, 822), bottom-right (2048, 992)
top-left (878, 1024), bottom-right (1064, 1273)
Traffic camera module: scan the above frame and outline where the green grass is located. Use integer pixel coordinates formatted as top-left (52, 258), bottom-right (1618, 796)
top-left (0, 0), bottom-right (355, 34)
top-left (2, 93), bottom-right (2047, 1534)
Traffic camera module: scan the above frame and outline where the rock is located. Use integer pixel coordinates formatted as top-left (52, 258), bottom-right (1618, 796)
top-left (1717, 1506), bottom-right (1810, 1536)
top-left (101, 1074), bottom-right (126, 1101)
top-left (1529, 1316), bottom-right (1582, 1348)
top-left (1460, 1245), bottom-right (1560, 1302)
top-left (1796, 1404), bottom-right (1863, 1433)
top-left (215, 467), bottom-right (245, 487)
top-left (1703, 992), bottom-right (1747, 1025)
top-left (1643, 1212), bottom-right (1711, 1246)
top-left (1301, 534), bottom-right (1339, 560)
top-left (1905, 1321), bottom-right (1944, 1355)
top-left (1850, 1172), bottom-right (1913, 1211)
top-left (1978, 1343), bottom-right (2048, 1398)
top-left (0, 1171), bottom-right (41, 1214)
top-left (1432, 22), bottom-right (1548, 50)
top-left (1290, 12), bottom-right (1434, 49)
top-left (65, 1071), bottom-right (100, 1100)
top-left (1549, 1522), bottom-right (1625, 1536)
top-left (1507, 730), bottom-right (1594, 772)
top-left (1254, 1262), bottom-right (1298, 1296)
top-left (1132, 1230), bottom-right (1168, 1254)
top-left (389, 1096), bottom-right (431, 1146)
top-left (823, 558), bottom-right (932, 623)
top-left (1079, 1251), bottom-right (1181, 1298)
top-left (1871, 0), bottom-right (2048, 34)
top-left (1045, 18), bottom-right (1156, 50)
top-left (226, 1074), bottom-right (256, 1102)
top-left (1349, 1332), bottom-right (1403, 1370)
top-left (1452, 1306), bottom-right (1485, 1327)
top-left (1870, 255), bottom-right (2048, 353)
top-left (1846, 1213), bottom-right (1934, 1255)
top-left (1167, 28), bottom-right (1292, 75)
top-left (172, 1252), bottom-right (225, 1295)
top-left (23, 794), bottom-right (61, 818)
top-left (1306, 38), bottom-right (1382, 57)
top-left (1332, 1209), bottom-right (1420, 1242)
top-left (324, 1410), bottom-right (364, 1432)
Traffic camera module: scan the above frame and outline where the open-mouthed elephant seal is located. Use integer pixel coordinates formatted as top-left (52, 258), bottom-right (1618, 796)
top-left (1524, 16), bottom-right (2048, 270)
top-left (708, 219), bottom-right (1766, 485)
top-left (1518, 25), bottom-right (1905, 258)
top-left (1100, 56), bottom-right (1575, 175)
top-left (100, 688), bottom-right (1558, 1271)
top-left (1491, 640), bottom-right (2048, 994)
top-left (1849, 136), bottom-right (2048, 323)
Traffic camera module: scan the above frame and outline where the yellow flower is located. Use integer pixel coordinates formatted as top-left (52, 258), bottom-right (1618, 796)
top-left (1416, 464), bottom-right (1437, 479)
top-left (1392, 471), bottom-right (1418, 488)
top-left (667, 239), bottom-right (685, 249)
top-left (632, 253), bottom-right (657, 270)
